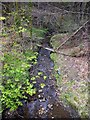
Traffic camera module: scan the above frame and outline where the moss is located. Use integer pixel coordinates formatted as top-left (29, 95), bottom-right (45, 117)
top-left (50, 33), bottom-right (68, 49)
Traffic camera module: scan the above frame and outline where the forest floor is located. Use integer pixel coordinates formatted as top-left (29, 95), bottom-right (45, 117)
top-left (50, 30), bottom-right (89, 118)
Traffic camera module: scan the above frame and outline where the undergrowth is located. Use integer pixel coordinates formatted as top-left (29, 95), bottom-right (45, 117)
top-left (0, 48), bottom-right (38, 112)
top-left (0, 15), bottom-right (47, 112)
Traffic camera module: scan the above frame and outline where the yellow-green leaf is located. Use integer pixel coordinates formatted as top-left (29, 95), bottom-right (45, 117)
top-left (43, 76), bottom-right (47, 80)
top-left (40, 83), bottom-right (45, 89)
top-left (0, 17), bottom-right (6, 21)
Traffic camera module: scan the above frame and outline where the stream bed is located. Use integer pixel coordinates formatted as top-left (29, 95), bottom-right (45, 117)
top-left (18, 39), bottom-right (80, 119)
top-left (2, 39), bottom-right (80, 119)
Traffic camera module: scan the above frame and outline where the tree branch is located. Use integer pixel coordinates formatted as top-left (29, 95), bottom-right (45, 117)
top-left (36, 44), bottom-right (78, 57)
top-left (48, 4), bottom-right (90, 15)
top-left (56, 20), bottom-right (89, 51)
top-left (32, 8), bottom-right (89, 16)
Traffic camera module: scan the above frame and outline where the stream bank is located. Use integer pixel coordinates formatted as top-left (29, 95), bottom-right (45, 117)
top-left (50, 28), bottom-right (89, 118)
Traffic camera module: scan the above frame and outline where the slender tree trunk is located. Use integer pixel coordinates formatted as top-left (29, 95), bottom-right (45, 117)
top-left (29, 2), bottom-right (33, 50)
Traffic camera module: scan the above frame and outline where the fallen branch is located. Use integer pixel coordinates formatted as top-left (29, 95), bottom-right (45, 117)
top-left (36, 44), bottom-right (77, 57)
top-left (56, 20), bottom-right (89, 51)
top-left (36, 44), bottom-right (54, 52)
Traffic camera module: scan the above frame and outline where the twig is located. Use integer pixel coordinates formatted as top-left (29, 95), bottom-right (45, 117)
top-left (56, 20), bottom-right (89, 51)
top-left (0, 3), bottom-right (6, 9)
top-left (16, 111), bottom-right (24, 118)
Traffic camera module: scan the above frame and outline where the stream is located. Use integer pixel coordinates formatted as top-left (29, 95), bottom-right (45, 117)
top-left (2, 38), bottom-right (80, 119)
top-left (17, 38), bottom-right (80, 119)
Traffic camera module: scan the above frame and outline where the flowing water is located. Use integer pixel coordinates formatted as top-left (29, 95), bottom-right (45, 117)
top-left (2, 38), bottom-right (80, 119)
top-left (17, 39), bottom-right (80, 119)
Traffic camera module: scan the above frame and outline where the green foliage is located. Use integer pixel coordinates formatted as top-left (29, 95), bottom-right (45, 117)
top-left (0, 50), bottom-right (38, 111)
top-left (50, 53), bottom-right (62, 85)
top-left (7, 3), bottom-right (47, 39)
top-left (38, 72), bottom-right (43, 76)
top-left (31, 77), bottom-right (36, 81)
top-left (1, 1), bottom-right (47, 114)
top-left (43, 76), bottom-right (47, 80)
top-left (32, 27), bottom-right (48, 39)
top-left (40, 83), bottom-right (46, 89)
top-left (50, 53), bottom-right (57, 62)
top-left (0, 17), bottom-right (6, 21)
